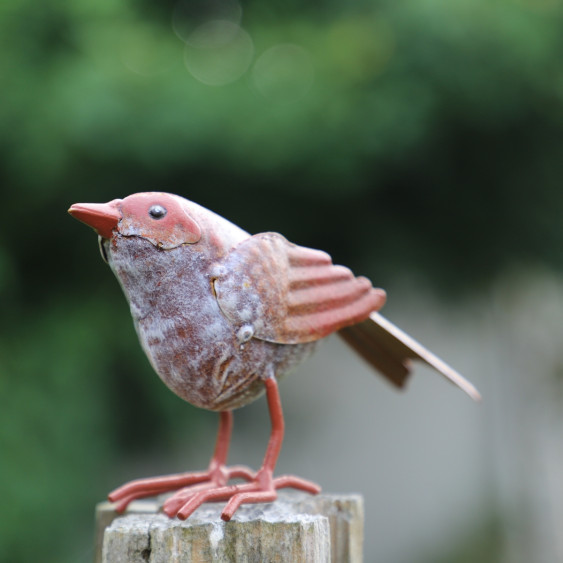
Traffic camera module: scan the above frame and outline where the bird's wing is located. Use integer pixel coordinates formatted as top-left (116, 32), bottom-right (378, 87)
top-left (338, 313), bottom-right (481, 401)
top-left (212, 232), bottom-right (385, 344)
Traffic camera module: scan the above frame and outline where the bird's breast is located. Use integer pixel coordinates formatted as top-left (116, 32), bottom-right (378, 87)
top-left (106, 236), bottom-right (315, 410)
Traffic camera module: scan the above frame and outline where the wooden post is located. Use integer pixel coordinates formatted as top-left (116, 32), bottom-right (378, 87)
top-left (95, 492), bottom-right (363, 563)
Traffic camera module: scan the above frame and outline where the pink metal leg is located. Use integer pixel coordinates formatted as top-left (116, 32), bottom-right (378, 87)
top-left (165, 377), bottom-right (321, 521)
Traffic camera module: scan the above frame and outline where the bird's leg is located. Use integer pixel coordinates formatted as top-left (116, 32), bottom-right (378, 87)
top-left (206, 410), bottom-right (256, 484)
top-left (164, 376), bottom-right (321, 521)
top-left (108, 411), bottom-right (254, 513)
top-left (220, 376), bottom-right (322, 520)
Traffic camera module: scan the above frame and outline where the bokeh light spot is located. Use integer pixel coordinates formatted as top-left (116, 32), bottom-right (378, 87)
top-left (183, 21), bottom-right (254, 86)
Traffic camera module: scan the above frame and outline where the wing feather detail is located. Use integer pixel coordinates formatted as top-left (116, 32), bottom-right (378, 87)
top-left (288, 276), bottom-right (373, 315)
top-left (287, 245), bottom-right (332, 267)
top-left (213, 233), bottom-right (386, 344)
top-left (289, 264), bottom-right (352, 289)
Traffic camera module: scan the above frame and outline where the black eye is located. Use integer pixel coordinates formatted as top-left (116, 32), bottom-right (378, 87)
top-left (148, 205), bottom-right (167, 219)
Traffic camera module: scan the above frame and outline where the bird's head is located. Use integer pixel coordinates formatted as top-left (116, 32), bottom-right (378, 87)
top-left (68, 192), bottom-right (202, 249)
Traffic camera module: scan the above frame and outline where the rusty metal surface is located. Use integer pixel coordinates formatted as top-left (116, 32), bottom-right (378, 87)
top-left (214, 232), bottom-right (386, 344)
top-left (69, 191), bottom-right (479, 521)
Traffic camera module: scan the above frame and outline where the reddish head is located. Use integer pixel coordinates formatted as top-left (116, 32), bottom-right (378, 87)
top-left (68, 192), bottom-right (202, 249)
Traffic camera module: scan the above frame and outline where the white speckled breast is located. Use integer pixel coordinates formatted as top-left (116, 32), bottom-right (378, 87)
top-left (105, 235), bottom-right (315, 411)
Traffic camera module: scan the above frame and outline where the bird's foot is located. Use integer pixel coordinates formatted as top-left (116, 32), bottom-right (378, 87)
top-left (108, 462), bottom-right (255, 513)
top-left (162, 467), bottom-right (321, 521)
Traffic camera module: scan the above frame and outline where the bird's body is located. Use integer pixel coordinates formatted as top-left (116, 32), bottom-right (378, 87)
top-left (69, 191), bottom-right (479, 521)
top-left (106, 233), bottom-right (315, 410)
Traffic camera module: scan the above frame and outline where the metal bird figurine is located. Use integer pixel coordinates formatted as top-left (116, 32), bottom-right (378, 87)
top-left (69, 192), bottom-right (480, 521)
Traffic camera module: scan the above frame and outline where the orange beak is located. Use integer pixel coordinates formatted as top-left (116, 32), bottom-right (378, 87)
top-left (68, 200), bottom-right (122, 239)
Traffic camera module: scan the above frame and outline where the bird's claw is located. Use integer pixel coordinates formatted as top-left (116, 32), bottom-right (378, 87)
top-left (162, 469), bottom-right (321, 521)
top-left (108, 463), bottom-right (255, 513)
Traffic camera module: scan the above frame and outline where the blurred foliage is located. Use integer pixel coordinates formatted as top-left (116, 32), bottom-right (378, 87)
top-left (1, 0), bottom-right (562, 560)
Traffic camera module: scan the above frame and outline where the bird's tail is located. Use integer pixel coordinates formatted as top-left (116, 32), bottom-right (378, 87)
top-left (338, 313), bottom-right (481, 401)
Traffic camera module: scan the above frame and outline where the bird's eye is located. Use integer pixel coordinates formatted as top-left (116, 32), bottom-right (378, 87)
top-left (148, 205), bottom-right (167, 219)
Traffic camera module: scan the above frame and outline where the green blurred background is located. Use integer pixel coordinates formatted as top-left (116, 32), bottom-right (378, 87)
top-left (1, 0), bottom-right (563, 561)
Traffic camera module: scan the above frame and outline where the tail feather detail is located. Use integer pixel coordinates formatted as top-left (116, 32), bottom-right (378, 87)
top-left (338, 313), bottom-right (481, 401)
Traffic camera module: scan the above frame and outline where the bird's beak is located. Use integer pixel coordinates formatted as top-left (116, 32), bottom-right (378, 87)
top-left (68, 200), bottom-right (122, 239)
